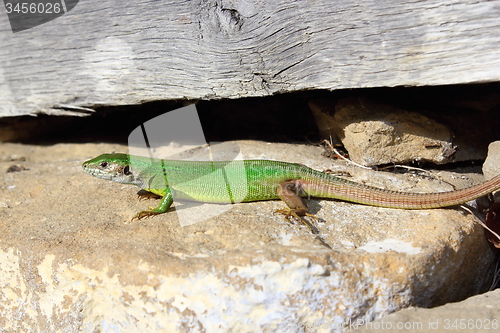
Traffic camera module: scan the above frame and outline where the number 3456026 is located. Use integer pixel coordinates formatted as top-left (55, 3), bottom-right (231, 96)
top-left (5, 2), bottom-right (62, 14)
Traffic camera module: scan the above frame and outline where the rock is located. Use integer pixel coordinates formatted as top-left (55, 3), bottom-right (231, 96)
top-left (483, 141), bottom-right (500, 180)
top-left (349, 289), bottom-right (500, 333)
top-left (310, 98), bottom-right (455, 166)
top-left (0, 141), bottom-right (496, 332)
top-left (481, 141), bottom-right (500, 248)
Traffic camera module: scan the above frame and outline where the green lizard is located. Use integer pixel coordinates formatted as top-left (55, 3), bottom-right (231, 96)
top-left (82, 153), bottom-right (500, 221)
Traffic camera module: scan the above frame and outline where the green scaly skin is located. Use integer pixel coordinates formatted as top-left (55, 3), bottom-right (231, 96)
top-left (82, 153), bottom-right (500, 220)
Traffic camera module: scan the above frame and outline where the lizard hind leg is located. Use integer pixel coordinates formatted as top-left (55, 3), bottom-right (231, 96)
top-left (275, 180), bottom-right (322, 233)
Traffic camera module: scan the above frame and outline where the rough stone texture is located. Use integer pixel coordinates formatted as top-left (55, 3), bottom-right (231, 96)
top-left (310, 98), bottom-right (455, 166)
top-left (482, 141), bottom-right (500, 206)
top-left (480, 141), bottom-right (500, 247)
top-left (483, 141), bottom-right (500, 181)
top-left (1, 0), bottom-right (500, 116)
top-left (0, 141), bottom-right (496, 332)
top-left (349, 289), bottom-right (500, 333)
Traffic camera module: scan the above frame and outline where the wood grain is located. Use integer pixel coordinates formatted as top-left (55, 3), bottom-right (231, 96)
top-left (1, 0), bottom-right (499, 116)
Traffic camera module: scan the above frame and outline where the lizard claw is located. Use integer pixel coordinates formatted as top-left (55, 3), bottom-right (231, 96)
top-left (274, 208), bottom-right (322, 221)
top-left (274, 208), bottom-right (297, 222)
top-left (132, 209), bottom-right (161, 221)
top-left (274, 208), bottom-right (323, 234)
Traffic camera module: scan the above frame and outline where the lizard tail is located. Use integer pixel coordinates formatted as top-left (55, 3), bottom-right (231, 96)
top-left (298, 174), bottom-right (500, 209)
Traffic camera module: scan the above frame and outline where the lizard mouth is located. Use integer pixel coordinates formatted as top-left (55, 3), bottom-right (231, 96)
top-left (82, 163), bottom-right (116, 180)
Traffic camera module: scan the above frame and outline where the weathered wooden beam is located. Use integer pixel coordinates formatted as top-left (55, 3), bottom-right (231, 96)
top-left (1, 0), bottom-right (499, 116)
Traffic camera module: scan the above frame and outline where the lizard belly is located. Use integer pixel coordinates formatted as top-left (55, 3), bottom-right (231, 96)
top-left (169, 181), bottom-right (281, 203)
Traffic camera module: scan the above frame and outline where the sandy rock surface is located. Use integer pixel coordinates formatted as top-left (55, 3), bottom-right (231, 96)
top-left (350, 289), bottom-right (500, 333)
top-left (0, 141), bottom-right (496, 332)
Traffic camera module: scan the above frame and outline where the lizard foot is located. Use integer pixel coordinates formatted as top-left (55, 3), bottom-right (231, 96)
top-left (132, 208), bottom-right (161, 221)
top-left (274, 208), bottom-right (323, 234)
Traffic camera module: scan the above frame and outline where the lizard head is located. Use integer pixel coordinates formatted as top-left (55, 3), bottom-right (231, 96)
top-left (82, 153), bottom-right (143, 186)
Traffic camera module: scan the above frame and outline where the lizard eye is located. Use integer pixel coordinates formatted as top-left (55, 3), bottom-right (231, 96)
top-left (123, 166), bottom-right (131, 175)
top-left (100, 162), bottom-right (108, 168)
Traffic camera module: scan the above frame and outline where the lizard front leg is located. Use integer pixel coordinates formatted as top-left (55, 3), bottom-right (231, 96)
top-left (137, 189), bottom-right (162, 200)
top-left (133, 188), bottom-right (174, 220)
